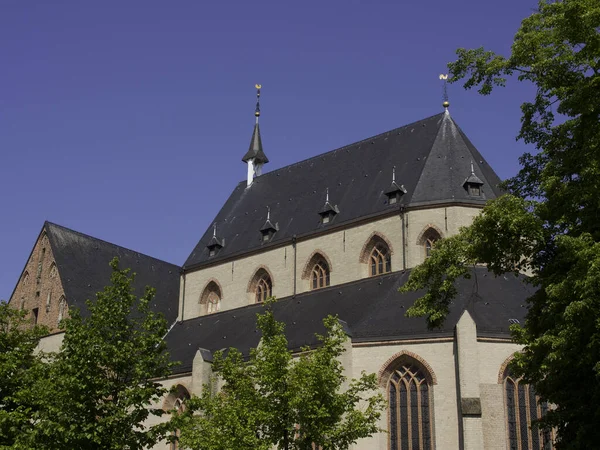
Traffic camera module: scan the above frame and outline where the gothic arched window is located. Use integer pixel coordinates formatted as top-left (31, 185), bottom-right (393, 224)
top-left (200, 281), bottom-right (222, 315)
top-left (167, 386), bottom-right (190, 450)
top-left (255, 272), bottom-right (272, 303)
top-left (311, 259), bottom-right (330, 290)
top-left (503, 368), bottom-right (553, 450)
top-left (57, 296), bottom-right (67, 326)
top-left (419, 227), bottom-right (442, 260)
top-left (248, 268), bottom-right (273, 304)
top-left (388, 361), bottom-right (434, 450)
top-left (370, 244), bottom-right (391, 276)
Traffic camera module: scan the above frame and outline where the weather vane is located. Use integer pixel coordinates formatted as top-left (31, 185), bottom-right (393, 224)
top-left (255, 84), bottom-right (262, 120)
top-left (439, 74), bottom-right (449, 109)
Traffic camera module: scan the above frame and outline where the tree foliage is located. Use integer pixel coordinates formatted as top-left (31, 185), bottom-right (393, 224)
top-left (174, 304), bottom-right (385, 450)
top-left (0, 303), bottom-right (48, 448)
top-left (401, 1), bottom-right (600, 447)
top-left (15, 257), bottom-right (174, 450)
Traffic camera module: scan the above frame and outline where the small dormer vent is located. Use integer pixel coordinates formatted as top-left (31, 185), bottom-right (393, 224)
top-left (260, 207), bottom-right (279, 242)
top-left (384, 166), bottom-right (407, 204)
top-left (463, 161), bottom-right (484, 197)
top-left (207, 223), bottom-right (224, 257)
top-left (318, 188), bottom-right (340, 224)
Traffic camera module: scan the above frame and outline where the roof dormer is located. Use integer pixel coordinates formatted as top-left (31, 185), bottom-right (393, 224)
top-left (318, 188), bottom-right (340, 224)
top-left (384, 166), bottom-right (407, 205)
top-left (463, 161), bottom-right (484, 197)
top-left (207, 223), bottom-right (224, 257)
top-left (260, 207), bottom-right (279, 242)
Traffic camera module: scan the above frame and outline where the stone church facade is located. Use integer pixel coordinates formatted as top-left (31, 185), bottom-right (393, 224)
top-left (8, 102), bottom-right (550, 449)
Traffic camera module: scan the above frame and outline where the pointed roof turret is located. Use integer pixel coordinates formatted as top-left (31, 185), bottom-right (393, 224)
top-left (384, 166), bottom-right (407, 204)
top-left (463, 161), bottom-right (484, 187)
top-left (242, 84), bottom-right (269, 164)
top-left (207, 223), bottom-right (224, 255)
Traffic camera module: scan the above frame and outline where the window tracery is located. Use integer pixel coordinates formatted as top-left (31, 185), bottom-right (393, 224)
top-left (255, 273), bottom-right (272, 303)
top-left (311, 260), bottom-right (330, 290)
top-left (503, 368), bottom-right (553, 450)
top-left (419, 227), bottom-right (442, 260)
top-left (168, 386), bottom-right (190, 450)
top-left (370, 244), bottom-right (391, 276)
top-left (387, 360), bottom-right (434, 450)
top-left (200, 281), bottom-right (222, 314)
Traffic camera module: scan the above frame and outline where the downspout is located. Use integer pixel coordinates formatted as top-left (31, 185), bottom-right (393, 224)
top-left (180, 271), bottom-right (186, 321)
top-left (401, 207), bottom-right (407, 270)
top-left (292, 235), bottom-right (297, 296)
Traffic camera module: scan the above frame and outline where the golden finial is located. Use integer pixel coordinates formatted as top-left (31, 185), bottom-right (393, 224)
top-left (439, 74), bottom-right (450, 109)
top-left (255, 84), bottom-right (261, 118)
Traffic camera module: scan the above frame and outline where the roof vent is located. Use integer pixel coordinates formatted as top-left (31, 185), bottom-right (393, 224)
top-left (463, 161), bottom-right (484, 197)
top-left (260, 207), bottom-right (279, 242)
top-left (508, 318), bottom-right (520, 325)
top-left (207, 223), bottom-right (224, 257)
top-left (384, 166), bottom-right (407, 205)
top-left (318, 188), bottom-right (340, 224)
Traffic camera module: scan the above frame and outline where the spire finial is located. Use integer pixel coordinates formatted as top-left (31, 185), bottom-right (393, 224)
top-left (326, 187), bottom-right (329, 202)
top-left (266, 206), bottom-right (270, 220)
top-left (392, 165), bottom-right (396, 183)
top-left (213, 222), bottom-right (217, 237)
top-left (255, 84), bottom-right (261, 123)
top-left (439, 74), bottom-right (450, 110)
top-left (470, 160), bottom-right (475, 174)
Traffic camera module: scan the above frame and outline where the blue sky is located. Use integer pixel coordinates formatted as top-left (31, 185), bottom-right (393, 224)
top-left (0, 0), bottom-right (536, 300)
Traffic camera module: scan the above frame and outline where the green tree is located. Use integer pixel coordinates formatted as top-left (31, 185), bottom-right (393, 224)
top-left (401, 0), bottom-right (600, 448)
top-left (16, 258), bottom-right (174, 450)
top-left (0, 302), bottom-right (48, 449)
top-left (174, 304), bottom-right (385, 450)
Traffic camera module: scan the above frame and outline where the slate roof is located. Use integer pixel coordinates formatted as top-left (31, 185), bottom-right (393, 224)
top-left (45, 222), bottom-right (180, 323)
top-left (184, 112), bottom-right (503, 270)
top-left (166, 267), bottom-right (533, 374)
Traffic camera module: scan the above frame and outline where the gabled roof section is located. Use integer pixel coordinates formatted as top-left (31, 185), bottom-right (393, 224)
top-left (184, 112), bottom-right (503, 270)
top-left (166, 267), bottom-right (533, 374)
top-left (242, 123), bottom-right (269, 164)
top-left (45, 222), bottom-right (180, 323)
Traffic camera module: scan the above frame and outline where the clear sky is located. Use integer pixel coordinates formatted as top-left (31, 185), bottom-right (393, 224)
top-left (0, 0), bottom-right (537, 300)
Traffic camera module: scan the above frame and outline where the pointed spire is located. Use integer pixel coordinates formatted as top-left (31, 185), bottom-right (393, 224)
top-left (242, 84), bottom-right (269, 165)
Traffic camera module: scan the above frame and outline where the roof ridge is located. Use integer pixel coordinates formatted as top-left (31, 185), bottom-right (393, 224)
top-left (45, 221), bottom-right (181, 269)
top-left (233, 112), bottom-right (446, 187)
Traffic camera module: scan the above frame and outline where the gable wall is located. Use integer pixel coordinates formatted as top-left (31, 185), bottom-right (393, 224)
top-left (181, 205), bottom-right (483, 320)
top-left (9, 229), bottom-right (67, 332)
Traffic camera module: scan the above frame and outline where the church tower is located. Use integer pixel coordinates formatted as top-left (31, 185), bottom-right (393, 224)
top-left (242, 84), bottom-right (269, 186)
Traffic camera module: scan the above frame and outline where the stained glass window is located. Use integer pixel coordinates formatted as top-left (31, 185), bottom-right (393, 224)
top-left (311, 260), bottom-right (330, 290)
top-left (255, 273), bottom-right (272, 303)
top-left (388, 362), bottom-right (434, 450)
top-left (504, 369), bottom-right (553, 450)
top-left (370, 244), bottom-right (391, 276)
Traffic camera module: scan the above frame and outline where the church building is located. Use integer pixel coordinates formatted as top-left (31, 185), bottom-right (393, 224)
top-left (8, 89), bottom-right (548, 450)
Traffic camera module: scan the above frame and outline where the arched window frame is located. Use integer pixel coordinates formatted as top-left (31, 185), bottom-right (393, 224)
top-left (49, 262), bottom-right (57, 279)
top-left (200, 280), bottom-right (222, 315)
top-left (57, 296), bottom-right (67, 326)
top-left (302, 251), bottom-right (332, 291)
top-left (164, 385), bottom-right (191, 450)
top-left (417, 226), bottom-right (443, 260)
top-left (500, 359), bottom-right (554, 450)
top-left (379, 351), bottom-right (436, 450)
top-left (359, 233), bottom-right (393, 277)
top-left (247, 267), bottom-right (274, 304)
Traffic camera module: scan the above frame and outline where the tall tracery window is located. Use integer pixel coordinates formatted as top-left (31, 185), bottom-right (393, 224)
top-left (311, 259), bottom-right (330, 290)
top-left (200, 281), bottom-right (222, 314)
top-left (57, 296), bottom-right (67, 325)
top-left (388, 361), bottom-right (434, 450)
top-left (504, 368), bottom-right (553, 450)
top-left (168, 386), bottom-right (190, 450)
top-left (370, 244), bottom-right (391, 276)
